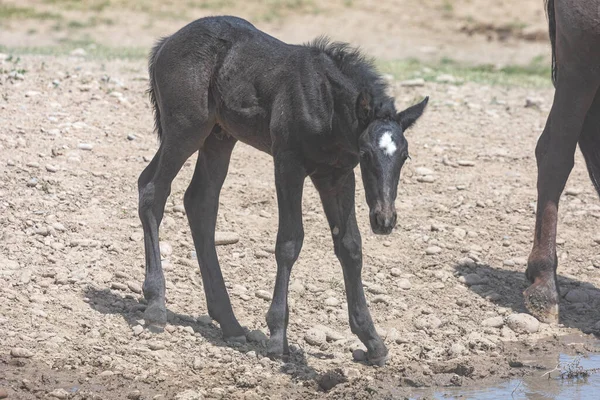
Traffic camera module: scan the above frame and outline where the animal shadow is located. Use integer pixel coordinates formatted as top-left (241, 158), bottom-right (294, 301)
top-left (454, 264), bottom-right (600, 334)
top-left (82, 286), bottom-right (317, 380)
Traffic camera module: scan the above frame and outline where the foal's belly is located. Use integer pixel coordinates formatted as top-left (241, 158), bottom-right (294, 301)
top-left (216, 109), bottom-right (272, 155)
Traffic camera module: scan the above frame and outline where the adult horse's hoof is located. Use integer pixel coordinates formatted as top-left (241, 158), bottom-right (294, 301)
top-left (144, 301), bottom-right (167, 332)
top-left (523, 279), bottom-right (559, 324)
top-left (353, 346), bottom-right (389, 366)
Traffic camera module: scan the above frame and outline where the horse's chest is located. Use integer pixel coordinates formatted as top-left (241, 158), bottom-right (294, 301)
top-left (304, 142), bottom-right (359, 171)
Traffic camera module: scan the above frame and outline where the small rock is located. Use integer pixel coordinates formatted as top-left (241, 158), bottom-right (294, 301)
top-left (127, 390), bottom-right (142, 400)
top-left (259, 210), bottom-right (272, 218)
top-left (11, 348), bottom-right (33, 358)
top-left (0, 388), bottom-right (7, 399)
top-left (449, 343), bottom-right (467, 357)
top-left (400, 78), bottom-right (425, 87)
top-left (324, 297), bottom-right (340, 307)
top-left (398, 279), bottom-right (411, 290)
top-left (78, 143), bottom-right (93, 151)
top-left (254, 249), bottom-right (270, 259)
top-left (27, 178), bottom-right (38, 187)
top-left (372, 295), bottom-right (389, 304)
top-left (127, 134), bottom-right (137, 141)
top-left (367, 284), bottom-right (386, 295)
top-left (111, 282), bottom-right (127, 291)
top-left (506, 314), bottom-right (540, 334)
top-left (457, 160), bottom-right (475, 167)
top-left (215, 232), bottom-right (239, 245)
top-left (173, 205), bottom-right (185, 214)
top-left (453, 228), bottom-right (466, 239)
top-left (414, 315), bottom-right (442, 330)
top-left (425, 246), bottom-right (442, 255)
top-left (255, 290), bottom-right (272, 301)
top-left (390, 268), bottom-right (401, 277)
top-left (197, 315), bottom-right (212, 326)
top-left (49, 389), bottom-right (69, 399)
top-left (70, 48), bottom-right (87, 57)
top-left (127, 281), bottom-right (142, 294)
top-left (565, 188), bottom-right (581, 196)
top-left (193, 357), bottom-right (203, 370)
top-left (459, 273), bottom-right (484, 286)
top-left (45, 164), bottom-right (59, 173)
top-left (148, 341), bottom-right (165, 351)
top-left (417, 175), bottom-right (436, 183)
top-left (159, 242), bottom-right (173, 258)
top-left (25, 90), bottom-right (41, 98)
top-left (132, 325), bottom-right (144, 336)
top-left (414, 167), bottom-right (434, 176)
top-left (481, 316), bottom-right (504, 328)
top-left (305, 327), bottom-right (327, 346)
top-left (174, 390), bottom-right (204, 400)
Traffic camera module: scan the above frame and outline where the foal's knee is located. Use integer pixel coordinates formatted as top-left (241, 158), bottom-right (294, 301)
top-left (138, 180), bottom-right (156, 217)
top-left (275, 235), bottom-right (304, 266)
top-left (335, 232), bottom-right (361, 264)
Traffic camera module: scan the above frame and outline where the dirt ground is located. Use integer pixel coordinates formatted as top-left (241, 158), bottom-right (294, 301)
top-left (2, 1), bottom-right (600, 400)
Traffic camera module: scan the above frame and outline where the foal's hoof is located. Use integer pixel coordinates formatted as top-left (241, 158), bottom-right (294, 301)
top-left (266, 338), bottom-right (289, 361)
top-left (144, 302), bottom-right (167, 332)
top-left (353, 346), bottom-right (389, 366)
top-left (523, 280), bottom-right (559, 324)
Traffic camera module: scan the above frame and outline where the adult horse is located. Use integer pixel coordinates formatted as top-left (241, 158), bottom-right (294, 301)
top-left (137, 16), bottom-right (428, 365)
top-left (525, 0), bottom-right (600, 323)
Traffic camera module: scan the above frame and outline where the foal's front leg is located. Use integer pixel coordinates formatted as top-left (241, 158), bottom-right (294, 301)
top-left (312, 171), bottom-right (387, 366)
top-left (266, 152), bottom-right (306, 358)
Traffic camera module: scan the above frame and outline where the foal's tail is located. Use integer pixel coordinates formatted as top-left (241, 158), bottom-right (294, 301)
top-left (545, 0), bottom-right (557, 86)
top-left (147, 36), bottom-right (169, 142)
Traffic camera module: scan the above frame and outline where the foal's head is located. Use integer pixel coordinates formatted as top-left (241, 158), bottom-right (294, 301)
top-left (356, 94), bottom-right (428, 234)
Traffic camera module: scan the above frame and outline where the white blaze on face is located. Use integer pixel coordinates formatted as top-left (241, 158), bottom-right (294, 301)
top-left (378, 131), bottom-right (397, 156)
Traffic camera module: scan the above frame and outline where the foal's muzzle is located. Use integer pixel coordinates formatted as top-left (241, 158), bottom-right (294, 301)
top-left (370, 207), bottom-right (397, 235)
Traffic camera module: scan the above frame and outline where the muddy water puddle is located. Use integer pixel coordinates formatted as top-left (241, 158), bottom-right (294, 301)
top-left (432, 335), bottom-right (600, 400)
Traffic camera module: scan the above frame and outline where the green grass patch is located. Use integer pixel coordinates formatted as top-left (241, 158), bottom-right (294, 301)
top-left (378, 57), bottom-right (553, 88)
top-left (0, 4), bottom-right (62, 20)
top-left (0, 43), bottom-right (148, 60)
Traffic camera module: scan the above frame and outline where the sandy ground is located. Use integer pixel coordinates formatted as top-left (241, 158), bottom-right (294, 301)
top-left (2, 1), bottom-right (600, 399)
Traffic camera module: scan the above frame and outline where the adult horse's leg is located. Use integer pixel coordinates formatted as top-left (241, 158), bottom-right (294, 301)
top-left (525, 72), bottom-right (600, 323)
top-left (312, 171), bottom-right (387, 365)
top-left (266, 152), bottom-right (305, 358)
top-left (184, 131), bottom-right (246, 342)
top-left (138, 131), bottom-right (206, 331)
top-left (578, 89), bottom-right (600, 197)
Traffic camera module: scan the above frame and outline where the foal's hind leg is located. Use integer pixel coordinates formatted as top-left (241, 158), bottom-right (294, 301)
top-left (184, 131), bottom-right (246, 343)
top-left (138, 125), bottom-right (210, 331)
top-left (525, 71), bottom-right (600, 323)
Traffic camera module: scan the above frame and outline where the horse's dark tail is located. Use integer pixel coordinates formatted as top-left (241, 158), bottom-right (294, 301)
top-left (545, 0), bottom-right (557, 86)
top-left (147, 36), bottom-right (169, 142)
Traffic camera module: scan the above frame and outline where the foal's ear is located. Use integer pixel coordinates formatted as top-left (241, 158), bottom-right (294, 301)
top-left (356, 91), bottom-right (374, 125)
top-left (396, 96), bottom-right (429, 131)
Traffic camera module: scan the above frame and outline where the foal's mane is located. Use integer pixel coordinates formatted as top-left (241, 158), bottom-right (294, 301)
top-left (306, 37), bottom-right (396, 116)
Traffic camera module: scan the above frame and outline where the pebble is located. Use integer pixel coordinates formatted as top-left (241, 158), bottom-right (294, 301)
top-left (132, 325), bottom-right (144, 336)
top-left (414, 315), bottom-right (442, 330)
top-left (457, 160), bottom-right (475, 167)
top-left (48, 389), bottom-right (69, 399)
top-left (127, 134), bottom-right (137, 141)
top-left (197, 315), bottom-right (212, 326)
top-left (45, 164), bottom-right (59, 173)
top-left (390, 268), bottom-right (402, 277)
top-left (27, 178), bottom-right (38, 187)
top-left (159, 242), bottom-right (173, 258)
top-left (414, 167), bottom-right (434, 176)
top-left (193, 357), bottom-right (203, 370)
top-left (127, 281), bottom-right (142, 294)
top-left (111, 282), bottom-right (128, 291)
top-left (506, 313), bottom-right (540, 333)
top-left (398, 279), bottom-right (412, 290)
top-left (425, 246), bottom-right (442, 255)
top-left (215, 232), bottom-right (239, 245)
top-left (174, 390), bottom-right (203, 400)
top-left (259, 210), bottom-right (272, 218)
top-left (324, 297), bottom-right (340, 307)
top-left (78, 143), bottom-right (93, 151)
top-left (148, 341), bottom-right (166, 350)
top-left (0, 388), bottom-right (7, 399)
top-left (417, 175), bottom-right (436, 183)
top-left (254, 249), bottom-right (270, 259)
top-left (481, 316), bottom-right (504, 328)
top-left (11, 348), bottom-right (33, 358)
top-left (255, 290), bottom-right (272, 301)
top-left (127, 390), bottom-right (142, 400)
top-left (305, 327), bottom-right (327, 346)
top-left (367, 284), bottom-right (386, 295)
top-left (400, 78), bottom-right (425, 87)
top-left (449, 343), bottom-right (467, 357)
top-left (565, 188), bottom-right (581, 196)
top-left (459, 273), bottom-right (485, 286)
